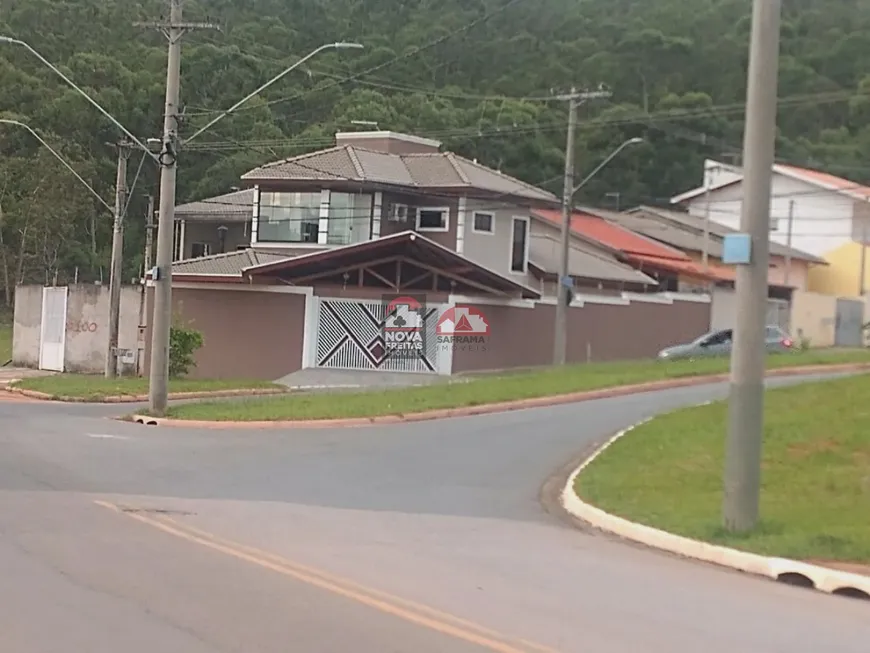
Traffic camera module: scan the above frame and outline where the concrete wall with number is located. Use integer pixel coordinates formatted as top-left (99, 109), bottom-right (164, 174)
top-left (12, 283), bottom-right (142, 373)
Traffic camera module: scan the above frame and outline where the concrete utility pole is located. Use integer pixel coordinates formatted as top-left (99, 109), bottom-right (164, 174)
top-left (723, 0), bottom-right (783, 533)
top-left (553, 89), bottom-right (579, 367)
top-left (136, 0), bottom-right (219, 414)
top-left (552, 86), bottom-right (612, 366)
top-left (860, 214), bottom-right (867, 296)
top-left (138, 195), bottom-right (155, 376)
top-left (784, 199), bottom-right (794, 288)
top-left (105, 139), bottom-right (134, 377)
top-left (143, 194), bottom-right (155, 275)
top-left (702, 182), bottom-right (712, 270)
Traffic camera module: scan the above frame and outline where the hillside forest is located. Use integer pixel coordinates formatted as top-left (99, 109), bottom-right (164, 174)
top-left (1, 0), bottom-right (870, 302)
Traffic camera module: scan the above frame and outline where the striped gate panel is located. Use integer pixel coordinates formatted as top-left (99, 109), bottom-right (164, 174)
top-left (315, 298), bottom-right (442, 373)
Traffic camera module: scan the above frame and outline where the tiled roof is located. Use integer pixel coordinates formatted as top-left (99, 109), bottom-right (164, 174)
top-left (175, 188), bottom-right (254, 222)
top-left (242, 145), bottom-right (559, 204)
top-left (777, 164), bottom-right (870, 200)
top-left (672, 160), bottom-right (870, 204)
top-left (623, 206), bottom-right (825, 263)
top-left (533, 209), bottom-right (691, 260)
top-left (171, 248), bottom-right (291, 276)
top-left (627, 252), bottom-right (735, 283)
top-left (528, 234), bottom-right (655, 285)
top-left (241, 230), bottom-right (542, 299)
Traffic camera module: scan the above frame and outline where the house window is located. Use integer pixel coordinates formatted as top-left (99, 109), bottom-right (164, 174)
top-left (327, 192), bottom-right (373, 245)
top-left (510, 216), bottom-right (529, 273)
top-left (472, 211), bottom-right (494, 234)
top-left (258, 191), bottom-right (321, 243)
top-left (172, 221), bottom-right (184, 261)
top-left (417, 207), bottom-right (449, 232)
top-left (190, 242), bottom-right (210, 258)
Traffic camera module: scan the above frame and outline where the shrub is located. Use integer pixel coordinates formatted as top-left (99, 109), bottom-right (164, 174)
top-left (169, 323), bottom-right (204, 378)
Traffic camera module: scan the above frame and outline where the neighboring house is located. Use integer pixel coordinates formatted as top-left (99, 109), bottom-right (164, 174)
top-left (531, 207), bottom-right (735, 292)
top-left (136, 130), bottom-right (713, 381)
top-left (173, 188), bottom-right (253, 260)
top-left (614, 205), bottom-right (825, 292)
top-left (671, 159), bottom-right (870, 297)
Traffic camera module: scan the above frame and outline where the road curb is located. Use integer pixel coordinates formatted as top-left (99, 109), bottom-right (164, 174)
top-left (126, 362), bottom-right (870, 429)
top-left (561, 418), bottom-right (870, 600)
top-left (4, 386), bottom-right (287, 404)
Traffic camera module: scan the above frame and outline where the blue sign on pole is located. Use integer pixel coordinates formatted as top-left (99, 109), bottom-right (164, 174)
top-left (722, 233), bottom-right (752, 265)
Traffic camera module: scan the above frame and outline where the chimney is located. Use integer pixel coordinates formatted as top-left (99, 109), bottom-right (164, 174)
top-left (334, 130), bottom-right (442, 155)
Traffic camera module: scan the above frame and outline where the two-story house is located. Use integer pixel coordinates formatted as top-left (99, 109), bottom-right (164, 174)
top-left (144, 131), bottom-right (710, 381)
top-left (671, 159), bottom-right (867, 297)
top-left (171, 130), bottom-right (654, 294)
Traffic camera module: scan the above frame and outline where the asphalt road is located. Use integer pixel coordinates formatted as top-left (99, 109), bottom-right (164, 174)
top-left (1, 373), bottom-right (868, 652)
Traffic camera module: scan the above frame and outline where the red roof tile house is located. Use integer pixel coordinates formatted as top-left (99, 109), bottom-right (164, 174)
top-left (141, 131), bottom-right (712, 381)
top-left (532, 207), bottom-right (735, 291)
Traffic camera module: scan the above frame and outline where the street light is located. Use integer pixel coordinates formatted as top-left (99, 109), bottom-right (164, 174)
top-left (553, 136), bottom-right (644, 366)
top-left (184, 42), bottom-right (364, 144)
top-left (0, 37), bottom-right (158, 163)
top-left (147, 40), bottom-right (364, 415)
top-left (0, 118), bottom-right (113, 213)
top-left (572, 137), bottom-right (644, 195)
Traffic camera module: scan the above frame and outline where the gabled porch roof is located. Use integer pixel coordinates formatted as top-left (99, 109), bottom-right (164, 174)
top-left (242, 230), bottom-right (541, 299)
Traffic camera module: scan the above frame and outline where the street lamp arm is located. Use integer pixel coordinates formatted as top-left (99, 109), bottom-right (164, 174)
top-left (572, 137), bottom-right (643, 196)
top-left (0, 37), bottom-right (159, 163)
top-left (184, 42), bottom-right (364, 145)
top-left (0, 118), bottom-right (113, 213)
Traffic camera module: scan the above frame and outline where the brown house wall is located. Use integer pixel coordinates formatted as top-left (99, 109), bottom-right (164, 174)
top-left (143, 288), bottom-right (306, 380)
top-left (452, 299), bottom-right (711, 373)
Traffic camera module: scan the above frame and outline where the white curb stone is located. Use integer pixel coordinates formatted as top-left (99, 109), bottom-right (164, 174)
top-left (561, 418), bottom-right (870, 600)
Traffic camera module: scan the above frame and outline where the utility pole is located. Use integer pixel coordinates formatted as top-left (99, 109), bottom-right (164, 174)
top-left (702, 182), bottom-right (711, 270)
top-left (552, 86), bottom-right (612, 366)
top-left (143, 194), bottom-right (155, 275)
top-left (723, 0), bottom-right (783, 533)
top-left (553, 88), bottom-right (579, 367)
top-left (105, 139), bottom-right (133, 378)
top-left (136, 0), bottom-right (219, 414)
top-left (138, 195), bottom-right (155, 377)
top-left (784, 200), bottom-right (794, 288)
top-left (860, 216), bottom-right (867, 296)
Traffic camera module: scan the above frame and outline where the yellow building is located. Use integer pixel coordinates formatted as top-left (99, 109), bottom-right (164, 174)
top-left (807, 240), bottom-right (869, 297)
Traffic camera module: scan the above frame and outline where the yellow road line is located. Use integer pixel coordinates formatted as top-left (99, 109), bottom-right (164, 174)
top-left (94, 500), bottom-right (558, 653)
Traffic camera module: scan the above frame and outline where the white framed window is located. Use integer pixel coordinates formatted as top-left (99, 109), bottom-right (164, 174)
top-left (509, 216), bottom-right (530, 274)
top-left (327, 192), bottom-right (373, 245)
top-left (416, 206), bottom-right (450, 232)
top-left (472, 211), bottom-right (494, 234)
top-left (258, 191), bottom-right (321, 243)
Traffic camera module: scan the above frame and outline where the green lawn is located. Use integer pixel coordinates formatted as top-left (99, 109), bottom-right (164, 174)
top-left (576, 373), bottom-right (870, 564)
top-left (0, 322), bottom-right (11, 363)
top-left (12, 374), bottom-right (282, 401)
top-left (162, 348), bottom-right (870, 422)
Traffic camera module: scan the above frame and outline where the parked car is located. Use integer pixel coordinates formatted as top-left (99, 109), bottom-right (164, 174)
top-left (657, 326), bottom-right (795, 361)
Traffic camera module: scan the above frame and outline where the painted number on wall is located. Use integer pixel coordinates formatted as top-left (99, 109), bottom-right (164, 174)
top-left (66, 319), bottom-right (98, 333)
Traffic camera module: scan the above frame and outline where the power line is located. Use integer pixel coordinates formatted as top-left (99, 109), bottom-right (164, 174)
top-left (180, 0), bottom-right (538, 127)
top-left (182, 86), bottom-right (869, 152)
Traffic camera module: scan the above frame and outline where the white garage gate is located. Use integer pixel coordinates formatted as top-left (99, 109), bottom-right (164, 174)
top-left (312, 297), bottom-right (450, 374)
